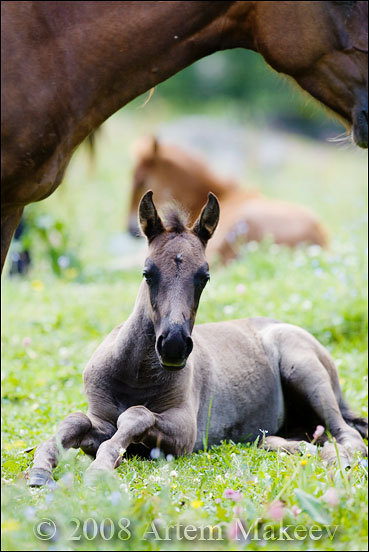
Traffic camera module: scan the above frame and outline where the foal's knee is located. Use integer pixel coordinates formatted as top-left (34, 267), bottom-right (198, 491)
top-left (29, 412), bottom-right (92, 486)
top-left (117, 406), bottom-right (155, 442)
top-left (117, 406), bottom-right (155, 427)
top-left (57, 412), bottom-right (92, 448)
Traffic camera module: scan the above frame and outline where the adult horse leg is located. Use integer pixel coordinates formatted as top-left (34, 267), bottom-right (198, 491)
top-left (1, 205), bottom-right (24, 272)
top-left (86, 406), bottom-right (196, 473)
top-left (28, 412), bottom-right (115, 486)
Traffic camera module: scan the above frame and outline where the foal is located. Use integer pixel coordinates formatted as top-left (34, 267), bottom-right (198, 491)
top-left (128, 137), bottom-right (328, 264)
top-left (29, 192), bottom-right (367, 486)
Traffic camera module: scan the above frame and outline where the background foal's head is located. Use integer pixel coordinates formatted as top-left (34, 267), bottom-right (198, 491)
top-left (138, 191), bottom-right (219, 370)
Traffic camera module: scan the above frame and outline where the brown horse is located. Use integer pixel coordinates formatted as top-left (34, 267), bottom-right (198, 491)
top-left (1, 1), bottom-right (368, 270)
top-left (29, 192), bottom-right (367, 486)
top-left (128, 137), bottom-right (328, 263)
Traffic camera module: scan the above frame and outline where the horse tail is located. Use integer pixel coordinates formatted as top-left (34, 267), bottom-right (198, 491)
top-left (339, 398), bottom-right (368, 438)
top-left (84, 127), bottom-right (103, 172)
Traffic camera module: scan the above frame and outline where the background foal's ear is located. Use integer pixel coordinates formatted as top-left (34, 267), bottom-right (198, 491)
top-left (138, 190), bottom-right (165, 241)
top-left (192, 192), bottom-right (220, 245)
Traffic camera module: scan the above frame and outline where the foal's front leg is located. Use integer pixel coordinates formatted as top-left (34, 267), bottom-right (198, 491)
top-left (28, 412), bottom-right (114, 486)
top-left (86, 406), bottom-right (196, 472)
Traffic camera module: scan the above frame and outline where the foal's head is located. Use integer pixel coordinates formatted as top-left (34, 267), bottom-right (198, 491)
top-left (138, 191), bottom-right (219, 370)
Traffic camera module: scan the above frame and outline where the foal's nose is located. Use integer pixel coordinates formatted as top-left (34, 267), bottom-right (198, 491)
top-left (156, 325), bottom-right (193, 369)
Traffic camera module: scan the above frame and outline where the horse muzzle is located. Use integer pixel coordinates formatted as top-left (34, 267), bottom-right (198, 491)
top-left (128, 215), bottom-right (141, 238)
top-left (156, 325), bottom-right (193, 371)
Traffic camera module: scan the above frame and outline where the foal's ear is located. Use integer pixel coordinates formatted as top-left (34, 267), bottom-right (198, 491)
top-left (139, 190), bottom-right (165, 242)
top-left (192, 193), bottom-right (220, 245)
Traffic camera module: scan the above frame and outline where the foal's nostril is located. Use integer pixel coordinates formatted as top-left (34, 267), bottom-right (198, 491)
top-left (157, 335), bottom-right (163, 356)
top-left (186, 336), bottom-right (193, 356)
top-left (156, 327), bottom-right (193, 368)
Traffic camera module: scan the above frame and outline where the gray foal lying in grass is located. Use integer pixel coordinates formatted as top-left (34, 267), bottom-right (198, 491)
top-left (29, 192), bottom-right (367, 486)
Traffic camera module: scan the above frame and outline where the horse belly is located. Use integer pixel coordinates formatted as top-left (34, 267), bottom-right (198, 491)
top-left (196, 383), bottom-right (284, 451)
top-left (193, 326), bottom-right (285, 450)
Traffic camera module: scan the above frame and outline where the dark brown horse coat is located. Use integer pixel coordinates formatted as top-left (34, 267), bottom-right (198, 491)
top-left (1, 1), bottom-right (368, 268)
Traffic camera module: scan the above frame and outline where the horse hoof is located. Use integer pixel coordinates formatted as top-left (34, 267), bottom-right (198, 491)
top-left (28, 468), bottom-right (54, 487)
top-left (322, 455), bottom-right (350, 469)
top-left (320, 442), bottom-right (352, 469)
top-left (298, 442), bottom-right (317, 455)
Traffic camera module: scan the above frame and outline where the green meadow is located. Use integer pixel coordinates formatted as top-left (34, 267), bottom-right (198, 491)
top-left (2, 95), bottom-right (368, 550)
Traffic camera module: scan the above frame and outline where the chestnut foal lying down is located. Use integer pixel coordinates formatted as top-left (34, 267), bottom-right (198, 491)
top-left (29, 192), bottom-right (367, 486)
top-left (127, 137), bottom-right (328, 264)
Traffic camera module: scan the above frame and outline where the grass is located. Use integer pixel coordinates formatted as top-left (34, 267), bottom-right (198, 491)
top-left (1, 102), bottom-right (368, 550)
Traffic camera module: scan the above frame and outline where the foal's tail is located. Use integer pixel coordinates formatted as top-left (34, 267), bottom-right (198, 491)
top-left (339, 398), bottom-right (368, 439)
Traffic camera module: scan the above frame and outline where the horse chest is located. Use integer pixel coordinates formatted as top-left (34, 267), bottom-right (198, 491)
top-left (110, 376), bottom-right (185, 415)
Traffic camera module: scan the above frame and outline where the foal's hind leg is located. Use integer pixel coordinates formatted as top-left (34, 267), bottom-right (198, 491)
top-left (261, 435), bottom-right (317, 455)
top-left (28, 412), bottom-right (113, 486)
top-left (276, 326), bottom-right (367, 465)
top-left (260, 435), bottom-right (353, 468)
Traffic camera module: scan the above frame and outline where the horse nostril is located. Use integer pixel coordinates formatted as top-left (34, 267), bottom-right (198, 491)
top-left (358, 108), bottom-right (368, 125)
top-left (186, 336), bottom-right (193, 356)
top-left (157, 335), bottom-right (163, 355)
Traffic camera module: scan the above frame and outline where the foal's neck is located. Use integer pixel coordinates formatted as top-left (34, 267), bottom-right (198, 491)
top-left (113, 281), bottom-right (190, 407)
top-left (115, 282), bottom-right (162, 383)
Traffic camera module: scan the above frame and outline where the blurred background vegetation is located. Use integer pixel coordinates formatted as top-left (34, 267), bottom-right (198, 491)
top-left (4, 48), bottom-right (353, 278)
top-left (154, 49), bottom-right (342, 140)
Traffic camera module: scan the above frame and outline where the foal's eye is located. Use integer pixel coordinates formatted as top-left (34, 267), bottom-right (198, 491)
top-left (143, 269), bottom-right (152, 283)
top-left (196, 272), bottom-right (210, 287)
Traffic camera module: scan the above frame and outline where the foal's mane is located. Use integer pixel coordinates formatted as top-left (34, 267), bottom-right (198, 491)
top-left (161, 203), bottom-right (190, 233)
